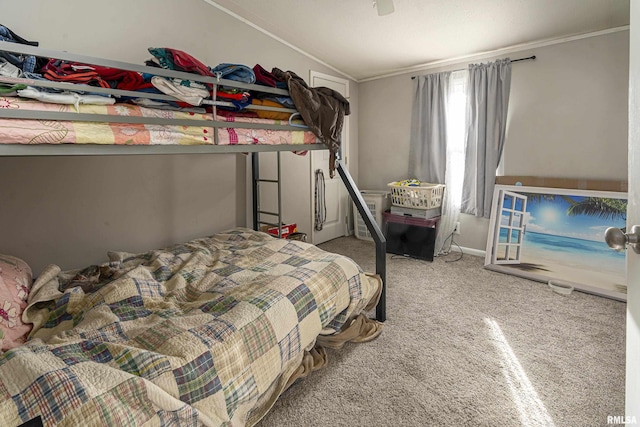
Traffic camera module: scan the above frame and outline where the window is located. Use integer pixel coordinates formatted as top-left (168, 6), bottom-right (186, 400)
top-left (445, 70), bottom-right (468, 212)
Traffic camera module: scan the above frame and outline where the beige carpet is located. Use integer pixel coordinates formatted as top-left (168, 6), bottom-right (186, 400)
top-left (258, 236), bottom-right (625, 427)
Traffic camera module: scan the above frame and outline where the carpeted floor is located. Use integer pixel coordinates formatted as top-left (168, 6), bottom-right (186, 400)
top-left (257, 236), bottom-right (626, 427)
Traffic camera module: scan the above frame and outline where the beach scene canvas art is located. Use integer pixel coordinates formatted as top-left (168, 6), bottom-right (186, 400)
top-left (485, 185), bottom-right (627, 300)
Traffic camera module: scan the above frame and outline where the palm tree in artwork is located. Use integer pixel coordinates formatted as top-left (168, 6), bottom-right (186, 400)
top-left (564, 197), bottom-right (627, 221)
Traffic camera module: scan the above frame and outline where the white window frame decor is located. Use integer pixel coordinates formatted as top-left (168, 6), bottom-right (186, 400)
top-left (485, 184), bottom-right (628, 301)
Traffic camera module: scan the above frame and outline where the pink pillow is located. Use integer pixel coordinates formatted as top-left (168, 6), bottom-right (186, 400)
top-left (0, 254), bottom-right (33, 351)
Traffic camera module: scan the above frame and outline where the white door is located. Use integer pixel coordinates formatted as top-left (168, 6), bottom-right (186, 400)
top-left (492, 190), bottom-right (527, 265)
top-left (627, 2), bottom-right (640, 417)
top-left (309, 71), bottom-right (350, 245)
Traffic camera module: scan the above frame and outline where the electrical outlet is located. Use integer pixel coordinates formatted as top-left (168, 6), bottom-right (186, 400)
top-left (454, 221), bottom-right (461, 235)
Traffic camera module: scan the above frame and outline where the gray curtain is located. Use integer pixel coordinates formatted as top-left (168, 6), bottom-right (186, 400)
top-left (460, 58), bottom-right (512, 218)
top-left (409, 72), bottom-right (451, 183)
top-left (409, 72), bottom-right (455, 256)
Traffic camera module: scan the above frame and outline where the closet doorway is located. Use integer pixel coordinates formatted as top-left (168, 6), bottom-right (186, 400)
top-left (310, 71), bottom-right (350, 245)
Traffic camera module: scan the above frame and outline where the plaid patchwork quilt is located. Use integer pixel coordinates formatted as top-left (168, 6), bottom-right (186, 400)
top-left (0, 97), bottom-right (317, 146)
top-left (0, 228), bottom-right (379, 426)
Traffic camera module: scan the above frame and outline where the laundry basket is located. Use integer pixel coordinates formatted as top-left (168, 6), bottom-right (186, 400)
top-left (354, 190), bottom-right (391, 241)
top-left (387, 180), bottom-right (445, 209)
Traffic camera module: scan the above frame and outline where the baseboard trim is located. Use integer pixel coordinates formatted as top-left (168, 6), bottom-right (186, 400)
top-left (451, 246), bottom-right (486, 258)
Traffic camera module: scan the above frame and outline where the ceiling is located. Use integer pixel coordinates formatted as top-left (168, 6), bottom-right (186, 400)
top-left (206, 0), bottom-right (629, 82)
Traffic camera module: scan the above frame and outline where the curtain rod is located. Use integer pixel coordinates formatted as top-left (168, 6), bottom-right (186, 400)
top-left (411, 55), bottom-right (536, 79)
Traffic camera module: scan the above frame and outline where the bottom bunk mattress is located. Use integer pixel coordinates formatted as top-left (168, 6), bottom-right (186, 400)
top-left (0, 97), bottom-right (317, 146)
top-left (0, 228), bottom-right (381, 426)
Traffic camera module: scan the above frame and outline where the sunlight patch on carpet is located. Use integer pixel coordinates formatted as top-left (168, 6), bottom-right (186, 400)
top-left (485, 318), bottom-right (555, 427)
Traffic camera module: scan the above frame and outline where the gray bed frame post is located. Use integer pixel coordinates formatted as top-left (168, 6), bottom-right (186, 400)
top-left (336, 160), bottom-right (387, 323)
top-left (252, 153), bottom-right (260, 231)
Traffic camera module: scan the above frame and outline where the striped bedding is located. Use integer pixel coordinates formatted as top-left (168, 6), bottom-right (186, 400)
top-left (0, 228), bottom-right (380, 426)
top-left (0, 97), bottom-right (317, 146)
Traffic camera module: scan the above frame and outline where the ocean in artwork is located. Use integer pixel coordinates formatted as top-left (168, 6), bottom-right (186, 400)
top-left (496, 191), bottom-right (627, 292)
top-left (515, 230), bottom-right (625, 275)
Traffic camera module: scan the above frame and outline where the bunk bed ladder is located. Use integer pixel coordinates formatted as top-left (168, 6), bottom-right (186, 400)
top-left (251, 152), bottom-right (284, 237)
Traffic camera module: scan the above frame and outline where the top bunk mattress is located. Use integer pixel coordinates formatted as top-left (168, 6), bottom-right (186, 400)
top-left (0, 97), bottom-right (318, 147)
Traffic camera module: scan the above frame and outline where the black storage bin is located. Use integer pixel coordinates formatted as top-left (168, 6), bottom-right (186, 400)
top-left (383, 212), bottom-right (440, 261)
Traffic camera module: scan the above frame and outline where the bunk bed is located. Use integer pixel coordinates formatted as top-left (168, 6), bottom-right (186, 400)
top-left (0, 40), bottom-right (387, 426)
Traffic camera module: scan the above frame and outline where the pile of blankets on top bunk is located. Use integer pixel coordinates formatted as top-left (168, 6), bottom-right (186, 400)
top-left (0, 24), bottom-right (349, 174)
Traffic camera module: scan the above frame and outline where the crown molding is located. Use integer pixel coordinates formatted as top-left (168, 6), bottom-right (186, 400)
top-left (360, 26), bottom-right (630, 82)
top-left (201, 1), bottom-right (628, 85)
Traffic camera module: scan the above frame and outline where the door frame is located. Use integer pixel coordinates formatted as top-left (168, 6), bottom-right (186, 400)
top-left (627, 2), bottom-right (640, 417)
top-left (308, 71), bottom-right (351, 244)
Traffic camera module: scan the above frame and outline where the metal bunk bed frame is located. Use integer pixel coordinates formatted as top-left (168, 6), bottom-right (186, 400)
top-left (0, 41), bottom-right (387, 322)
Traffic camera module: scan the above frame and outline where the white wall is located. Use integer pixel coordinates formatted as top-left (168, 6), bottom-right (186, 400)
top-left (0, 0), bottom-right (357, 274)
top-left (358, 30), bottom-right (629, 252)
